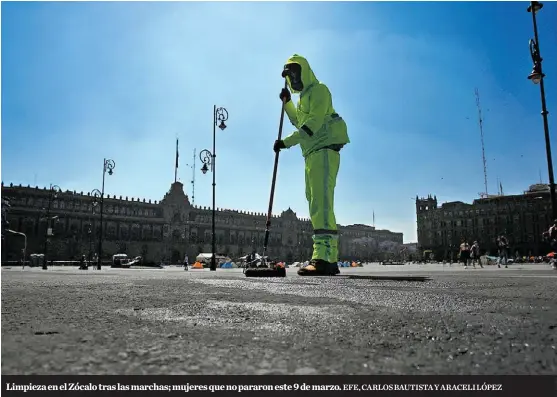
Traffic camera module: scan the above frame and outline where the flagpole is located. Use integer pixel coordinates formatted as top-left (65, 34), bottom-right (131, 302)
top-left (175, 138), bottom-right (179, 183)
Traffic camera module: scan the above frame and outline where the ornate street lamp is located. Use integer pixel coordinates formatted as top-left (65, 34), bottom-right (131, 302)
top-left (200, 105), bottom-right (229, 271)
top-left (90, 189), bottom-right (101, 264)
top-left (42, 184), bottom-right (61, 270)
top-left (91, 158), bottom-right (115, 270)
top-left (527, 1), bottom-right (555, 219)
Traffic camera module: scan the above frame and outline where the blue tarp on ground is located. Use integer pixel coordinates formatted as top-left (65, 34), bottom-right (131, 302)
top-left (220, 262), bottom-right (234, 268)
top-left (338, 261), bottom-right (350, 267)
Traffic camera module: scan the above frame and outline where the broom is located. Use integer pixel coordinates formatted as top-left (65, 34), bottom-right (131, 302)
top-left (245, 80), bottom-right (288, 278)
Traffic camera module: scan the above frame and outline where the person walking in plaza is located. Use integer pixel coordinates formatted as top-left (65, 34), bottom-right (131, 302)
top-left (78, 254), bottom-right (88, 270)
top-left (470, 240), bottom-right (483, 268)
top-left (497, 234), bottom-right (509, 268)
top-left (544, 219), bottom-right (557, 270)
top-left (459, 239), bottom-right (471, 269)
top-left (183, 254), bottom-right (189, 271)
top-left (245, 252), bottom-right (253, 269)
top-left (274, 54), bottom-right (350, 276)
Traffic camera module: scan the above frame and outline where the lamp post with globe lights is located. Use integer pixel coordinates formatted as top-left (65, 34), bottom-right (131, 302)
top-left (200, 105), bottom-right (229, 271)
top-left (527, 1), bottom-right (555, 219)
top-left (42, 184), bottom-right (61, 270)
top-left (90, 189), bottom-right (102, 266)
top-left (92, 158), bottom-right (115, 270)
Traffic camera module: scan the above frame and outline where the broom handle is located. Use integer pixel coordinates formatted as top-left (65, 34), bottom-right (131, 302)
top-left (262, 80), bottom-right (288, 258)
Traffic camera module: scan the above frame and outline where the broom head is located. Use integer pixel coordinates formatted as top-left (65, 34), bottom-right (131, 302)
top-left (245, 263), bottom-right (286, 278)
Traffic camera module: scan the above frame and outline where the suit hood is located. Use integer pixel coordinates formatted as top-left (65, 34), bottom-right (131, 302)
top-left (284, 54), bottom-right (318, 94)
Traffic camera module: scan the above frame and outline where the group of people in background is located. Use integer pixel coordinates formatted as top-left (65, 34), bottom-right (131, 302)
top-left (458, 219), bottom-right (557, 270)
top-left (459, 234), bottom-right (510, 269)
top-left (459, 239), bottom-right (483, 269)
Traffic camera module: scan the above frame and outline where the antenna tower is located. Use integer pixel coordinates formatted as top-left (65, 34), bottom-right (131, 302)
top-left (475, 88), bottom-right (489, 198)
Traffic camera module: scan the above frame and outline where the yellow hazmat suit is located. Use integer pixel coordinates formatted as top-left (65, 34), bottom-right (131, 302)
top-left (280, 54), bottom-right (350, 266)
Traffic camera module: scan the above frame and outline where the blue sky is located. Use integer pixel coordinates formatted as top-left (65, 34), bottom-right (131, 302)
top-left (2, 1), bottom-right (556, 243)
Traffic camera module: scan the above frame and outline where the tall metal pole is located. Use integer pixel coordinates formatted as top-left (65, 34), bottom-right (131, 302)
top-left (88, 226), bottom-right (92, 262)
top-left (529, 2), bottom-right (556, 219)
top-left (186, 219), bottom-right (190, 261)
top-left (42, 184), bottom-right (59, 270)
top-left (211, 105), bottom-right (217, 271)
top-left (98, 158), bottom-right (106, 270)
top-left (23, 233), bottom-right (27, 268)
top-left (475, 88), bottom-right (489, 197)
top-left (7, 230), bottom-right (27, 268)
top-left (42, 190), bottom-right (53, 270)
top-left (88, 202), bottom-right (94, 263)
top-left (90, 188), bottom-right (102, 265)
top-left (192, 148), bottom-right (196, 205)
top-left (200, 106), bottom-right (227, 271)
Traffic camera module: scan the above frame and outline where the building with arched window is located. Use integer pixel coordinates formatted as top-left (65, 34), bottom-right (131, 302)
top-left (416, 184), bottom-right (554, 260)
top-left (2, 181), bottom-right (403, 263)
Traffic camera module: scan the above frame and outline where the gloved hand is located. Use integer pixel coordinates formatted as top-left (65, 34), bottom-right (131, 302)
top-left (273, 139), bottom-right (286, 153)
top-left (279, 88), bottom-right (291, 104)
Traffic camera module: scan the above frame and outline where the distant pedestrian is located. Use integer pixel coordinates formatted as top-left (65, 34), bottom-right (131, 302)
top-left (459, 239), bottom-right (471, 269)
top-left (78, 255), bottom-right (88, 270)
top-left (470, 241), bottom-right (483, 268)
top-left (544, 220), bottom-right (557, 270)
top-left (183, 254), bottom-right (189, 271)
top-left (245, 253), bottom-right (253, 268)
top-left (470, 241), bottom-right (484, 269)
top-left (549, 219), bottom-right (557, 241)
top-left (497, 235), bottom-right (509, 268)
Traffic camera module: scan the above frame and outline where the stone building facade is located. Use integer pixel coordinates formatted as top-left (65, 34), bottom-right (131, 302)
top-left (1, 181), bottom-right (403, 263)
top-left (416, 184), bottom-right (554, 259)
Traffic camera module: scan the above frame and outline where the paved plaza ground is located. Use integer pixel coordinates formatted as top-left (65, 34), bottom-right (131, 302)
top-left (1, 263), bottom-right (556, 375)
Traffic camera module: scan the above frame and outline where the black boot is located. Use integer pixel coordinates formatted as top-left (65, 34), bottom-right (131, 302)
top-left (298, 259), bottom-right (338, 276)
top-left (298, 259), bottom-right (329, 276)
top-left (329, 261), bottom-right (340, 275)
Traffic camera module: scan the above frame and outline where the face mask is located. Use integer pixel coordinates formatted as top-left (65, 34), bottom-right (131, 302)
top-left (283, 63), bottom-right (303, 91)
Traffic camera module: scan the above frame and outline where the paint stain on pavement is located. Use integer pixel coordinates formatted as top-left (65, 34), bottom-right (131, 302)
top-left (116, 300), bottom-right (354, 336)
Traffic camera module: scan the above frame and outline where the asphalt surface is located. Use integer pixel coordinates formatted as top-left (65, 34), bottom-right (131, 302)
top-left (1, 263), bottom-right (556, 375)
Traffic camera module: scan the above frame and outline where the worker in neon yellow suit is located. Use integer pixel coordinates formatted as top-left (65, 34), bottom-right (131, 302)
top-left (273, 54), bottom-right (350, 276)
